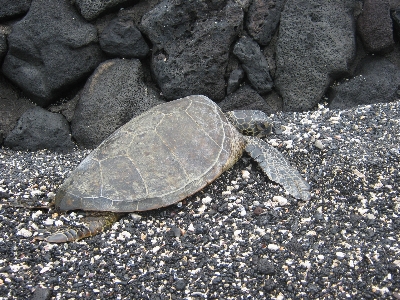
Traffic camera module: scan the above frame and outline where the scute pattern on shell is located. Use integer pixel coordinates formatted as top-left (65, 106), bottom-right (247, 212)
top-left (55, 95), bottom-right (245, 212)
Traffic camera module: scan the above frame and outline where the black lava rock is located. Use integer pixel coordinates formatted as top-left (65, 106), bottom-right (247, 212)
top-left (99, 15), bottom-right (149, 59)
top-left (4, 106), bottom-right (75, 152)
top-left (233, 36), bottom-right (273, 94)
top-left (2, 0), bottom-right (103, 106)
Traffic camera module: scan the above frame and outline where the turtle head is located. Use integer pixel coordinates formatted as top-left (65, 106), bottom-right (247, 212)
top-left (225, 110), bottom-right (274, 138)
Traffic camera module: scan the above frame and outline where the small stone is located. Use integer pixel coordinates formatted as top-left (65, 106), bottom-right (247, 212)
top-left (175, 279), bottom-right (186, 291)
top-left (54, 220), bottom-right (63, 227)
top-left (43, 218), bottom-right (54, 226)
top-left (314, 139), bottom-right (324, 149)
top-left (117, 231), bottom-right (131, 240)
top-left (242, 170), bottom-right (250, 179)
top-left (336, 252), bottom-right (346, 259)
top-left (273, 196), bottom-right (288, 206)
top-left (256, 258), bottom-right (275, 275)
top-left (268, 244), bottom-right (280, 251)
top-left (187, 223), bottom-right (195, 232)
top-left (31, 286), bottom-right (51, 300)
top-left (253, 206), bottom-right (264, 215)
top-left (17, 228), bottom-right (32, 238)
top-left (239, 207), bottom-right (247, 216)
top-left (202, 196), bottom-right (212, 204)
top-left (40, 266), bottom-right (51, 273)
top-left (129, 213), bottom-right (142, 222)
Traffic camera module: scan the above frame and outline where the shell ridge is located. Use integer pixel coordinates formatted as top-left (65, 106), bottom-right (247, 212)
top-left (184, 100), bottom-right (224, 154)
top-left (153, 130), bottom-right (190, 180)
top-left (124, 154), bottom-right (149, 199)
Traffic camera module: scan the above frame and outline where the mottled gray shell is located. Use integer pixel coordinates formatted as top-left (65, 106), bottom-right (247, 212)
top-left (55, 95), bottom-right (245, 212)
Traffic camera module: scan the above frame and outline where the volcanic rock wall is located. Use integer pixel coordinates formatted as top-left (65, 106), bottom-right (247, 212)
top-left (1, 0), bottom-right (400, 150)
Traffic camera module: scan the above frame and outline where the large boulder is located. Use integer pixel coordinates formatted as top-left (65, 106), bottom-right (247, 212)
top-left (275, 0), bottom-right (356, 111)
top-left (233, 36), bottom-right (273, 94)
top-left (99, 15), bottom-right (149, 59)
top-left (246, 0), bottom-right (286, 46)
top-left (4, 106), bottom-right (75, 152)
top-left (140, 0), bottom-right (243, 101)
top-left (1, 0), bottom-right (104, 107)
top-left (71, 59), bottom-right (164, 149)
top-left (218, 84), bottom-right (282, 114)
top-left (329, 57), bottom-right (400, 110)
top-left (0, 76), bottom-right (34, 143)
top-left (0, 0), bottom-right (31, 21)
top-left (357, 0), bottom-right (394, 53)
top-left (74, 0), bottom-right (136, 21)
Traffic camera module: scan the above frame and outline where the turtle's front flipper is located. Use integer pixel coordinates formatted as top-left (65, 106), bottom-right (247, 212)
top-left (44, 212), bottom-right (123, 243)
top-left (244, 136), bottom-right (311, 201)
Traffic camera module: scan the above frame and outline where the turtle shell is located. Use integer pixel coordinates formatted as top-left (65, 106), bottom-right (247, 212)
top-left (55, 95), bottom-right (245, 212)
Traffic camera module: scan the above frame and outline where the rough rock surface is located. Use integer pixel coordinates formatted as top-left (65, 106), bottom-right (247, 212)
top-left (227, 68), bottom-right (245, 95)
top-left (246, 0), bottom-right (286, 46)
top-left (48, 95), bottom-right (80, 123)
top-left (0, 76), bottom-right (34, 141)
top-left (71, 59), bottom-right (164, 149)
top-left (1, 0), bottom-right (104, 107)
top-left (0, 0), bottom-right (31, 20)
top-left (4, 106), bottom-right (74, 152)
top-left (0, 33), bottom-right (8, 62)
top-left (233, 36), bottom-right (273, 94)
top-left (329, 57), bottom-right (400, 109)
top-left (219, 84), bottom-right (281, 114)
top-left (99, 15), bottom-right (149, 58)
top-left (74, 0), bottom-right (136, 20)
top-left (357, 0), bottom-right (394, 53)
top-left (275, 0), bottom-right (356, 111)
top-left (393, 10), bottom-right (400, 39)
top-left (140, 0), bottom-right (243, 101)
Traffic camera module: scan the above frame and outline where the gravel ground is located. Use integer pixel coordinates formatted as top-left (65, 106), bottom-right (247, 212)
top-left (0, 100), bottom-right (399, 299)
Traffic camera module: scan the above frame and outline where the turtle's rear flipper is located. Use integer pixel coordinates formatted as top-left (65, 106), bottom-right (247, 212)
top-left (244, 136), bottom-right (311, 201)
top-left (43, 212), bottom-right (122, 243)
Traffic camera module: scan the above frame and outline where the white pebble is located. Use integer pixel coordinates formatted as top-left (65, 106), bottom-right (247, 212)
top-left (40, 266), bottom-right (51, 273)
top-left (197, 204), bottom-right (206, 214)
top-left (17, 228), bottom-right (32, 238)
top-left (202, 196), bottom-right (212, 204)
top-left (129, 213), bottom-right (142, 222)
top-left (273, 196), bottom-right (288, 206)
top-left (239, 207), bottom-right (246, 217)
top-left (314, 139), bottom-right (324, 149)
top-left (241, 170), bottom-right (250, 179)
top-left (117, 231), bottom-right (131, 240)
top-left (268, 244), bottom-right (280, 251)
top-left (317, 255), bottom-right (324, 261)
top-left (283, 140), bottom-right (293, 149)
top-left (54, 220), bottom-right (64, 227)
top-left (43, 218), bottom-right (54, 226)
top-left (187, 223), bottom-right (195, 232)
top-left (31, 210), bottom-right (42, 220)
top-left (336, 252), bottom-right (346, 259)
top-left (30, 189), bottom-right (42, 197)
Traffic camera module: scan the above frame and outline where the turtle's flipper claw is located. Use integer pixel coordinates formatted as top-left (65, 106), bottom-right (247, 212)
top-left (42, 212), bottom-right (122, 243)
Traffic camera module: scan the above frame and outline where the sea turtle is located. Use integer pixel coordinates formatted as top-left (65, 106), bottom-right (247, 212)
top-left (44, 95), bottom-right (310, 243)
